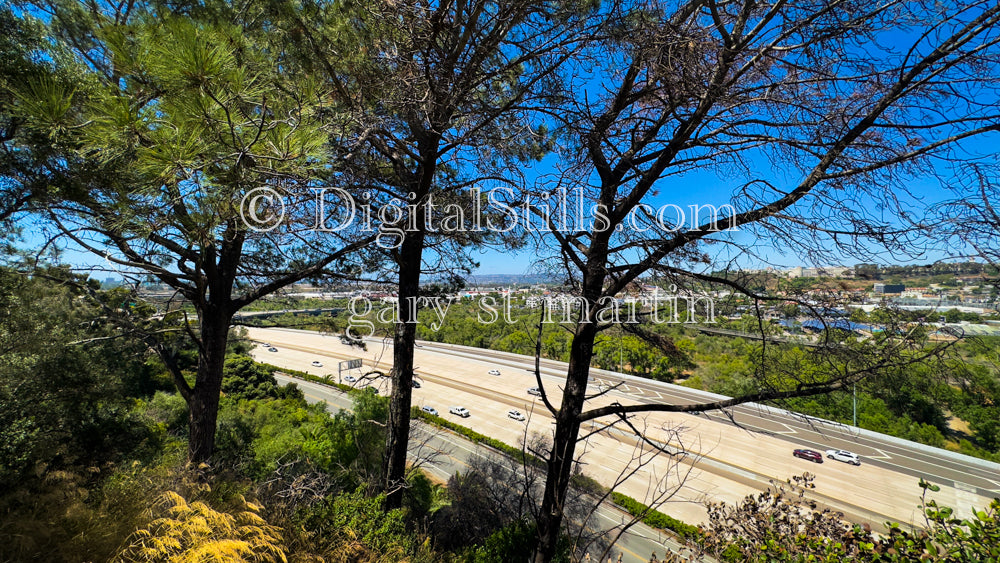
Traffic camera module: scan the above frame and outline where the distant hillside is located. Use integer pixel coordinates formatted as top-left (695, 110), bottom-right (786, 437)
top-left (458, 273), bottom-right (562, 286)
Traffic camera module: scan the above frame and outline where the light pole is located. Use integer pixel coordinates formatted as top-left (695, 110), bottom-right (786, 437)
top-left (853, 383), bottom-right (857, 427)
top-left (618, 333), bottom-right (623, 373)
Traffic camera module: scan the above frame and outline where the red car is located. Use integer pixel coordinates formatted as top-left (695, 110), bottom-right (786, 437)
top-left (793, 449), bottom-right (823, 463)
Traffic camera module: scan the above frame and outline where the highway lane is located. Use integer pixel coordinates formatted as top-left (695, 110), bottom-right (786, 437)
top-left (408, 339), bottom-right (1000, 497)
top-left (272, 372), bottom-right (687, 563)
top-left (246, 326), bottom-right (997, 531)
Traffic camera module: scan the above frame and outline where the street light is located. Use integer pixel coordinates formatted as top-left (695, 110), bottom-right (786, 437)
top-left (853, 383), bottom-right (857, 427)
top-left (618, 336), bottom-right (623, 373)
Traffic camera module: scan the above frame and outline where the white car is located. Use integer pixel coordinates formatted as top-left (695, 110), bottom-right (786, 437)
top-left (825, 449), bottom-right (861, 466)
top-left (527, 386), bottom-right (542, 396)
top-left (488, 369), bottom-right (501, 376)
top-left (449, 406), bottom-right (471, 418)
top-left (262, 343), bottom-right (272, 347)
top-left (311, 361), bottom-right (323, 367)
top-left (507, 409), bottom-right (526, 421)
top-left (344, 375), bottom-right (357, 383)
top-left (421, 406), bottom-right (438, 416)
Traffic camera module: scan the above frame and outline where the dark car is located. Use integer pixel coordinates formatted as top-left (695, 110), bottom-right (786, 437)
top-left (793, 449), bottom-right (823, 463)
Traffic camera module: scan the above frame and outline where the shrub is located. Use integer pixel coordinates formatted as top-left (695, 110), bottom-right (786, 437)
top-left (610, 492), bottom-right (700, 540)
top-left (222, 356), bottom-right (280, 400)
top-left (292, 487), bottom-right (415, 561)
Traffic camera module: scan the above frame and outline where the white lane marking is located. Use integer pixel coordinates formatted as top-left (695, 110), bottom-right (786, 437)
top-left (772, 423), bottom-right (797, 435)
top-left (955, 481), bottom-right (977, 493)
top-left (869, 448), bottom-right (891, 460)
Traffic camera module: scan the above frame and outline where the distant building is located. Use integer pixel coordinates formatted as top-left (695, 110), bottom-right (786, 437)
top-left (786, 265), bottom-right (852, 278)
top-left (874, 283), bottom-right (905, 294)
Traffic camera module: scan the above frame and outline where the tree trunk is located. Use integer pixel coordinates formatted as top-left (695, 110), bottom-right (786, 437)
top-left (534, 321), bottom-right (598, 563)
top-left (384, 229), bottom-right (426, 508)
top-left (187, 311), bottom-right (232, 463)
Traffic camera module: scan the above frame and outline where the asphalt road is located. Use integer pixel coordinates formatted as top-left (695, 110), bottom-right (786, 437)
top-left (412, 339), bottom-right (1000, 498)
top-left (246, 326), bottom-right (999, 538)
top-left (274, 373), bottom-right (689, 563)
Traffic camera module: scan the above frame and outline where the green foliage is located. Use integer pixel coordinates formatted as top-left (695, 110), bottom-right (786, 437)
top-left (222, 355), bottom-right (280, 400)
top-left (214, 395), bottom-right (352, 482)
top-left (292, 488), bottom-right (415, 560)
top-left (610, 492), bottom-right (701, 540)
top-left (0, 268), bottom-right (164, 487)
top-left (142, 391), bottom-right (191, 436)
top-left (592, 333), bottom-right (693, 382)
top-left (404, 471), bottom-right (440, 521)
top-left (467, 519), bottom-right (539, 563)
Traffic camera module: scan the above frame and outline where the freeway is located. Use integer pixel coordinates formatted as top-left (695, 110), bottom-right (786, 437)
top-left (412, 339), bottom-right (1000, 499)
top-left (271, 372), bottom-right (687, 563)
top-left (245, 326), bottom-right (998, 535)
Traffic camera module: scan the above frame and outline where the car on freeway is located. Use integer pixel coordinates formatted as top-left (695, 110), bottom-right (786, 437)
top-left (344, 375), bottom-right (357, 383)
top-left (507, 409), bottom-right (526, 421)
top-left (488, 369), bottom-right (501, 376)
top-left (412, 380), bottom-right (421, 388)
top-left (449, 406), bottom-right (471, 418)
top-left (267, 347), bottom-right (278, 352)
top-left (793, 449), bottom-right (823, 463)
top-left (527, 386), bottom-right (542, 396)
top-left (262, 343), bottom-right (271, 347)
top-left (421, 406), bottom-right (438, 416)
top-left (311, 361), bottom-right (323, 367)
top-left (825, 449), bottom-right (861, 465)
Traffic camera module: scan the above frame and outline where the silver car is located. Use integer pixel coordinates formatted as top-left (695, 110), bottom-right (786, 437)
top-left (507, 409), bottom-right (526, 421)
top-left (825, 449), bottom-right (861, 466)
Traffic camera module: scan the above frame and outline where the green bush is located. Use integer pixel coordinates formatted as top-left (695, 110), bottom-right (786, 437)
top-left (568, 473), bottom-right (608, 496)
top-left (213, 394), bottom-right (364, 482)
top-left (293, 487), bottom-right (416, 559)
top-left (465, 519), bottom-right (573, 563)
top-left (142, 390), bottom-right (189, 435)
top-left (610, 491), bottom-right (700, 540)
top-left (222, 356), bottom-right (281, 400)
